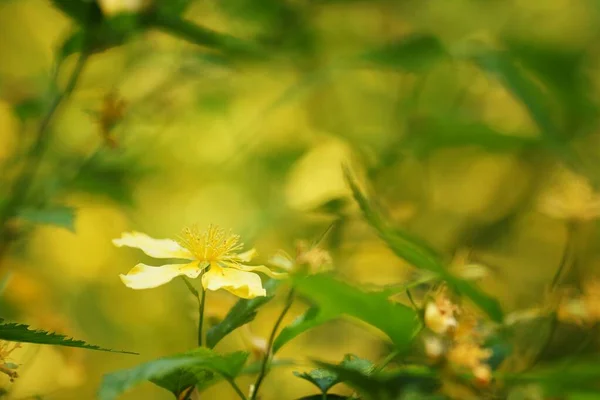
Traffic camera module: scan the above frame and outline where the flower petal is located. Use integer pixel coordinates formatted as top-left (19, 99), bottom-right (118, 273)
top-left (223, 262), bottom-right (288, 279)
top-left (113, 231), bottom-right (193, 259)
top-left (120, 262), bottom-right (201, 290)
top-left (233, 248), bottom-right (258, 263)
top-left (268, 250), bottom-right (294, 271)
top-left (202, 264), bottom-right (266, 299)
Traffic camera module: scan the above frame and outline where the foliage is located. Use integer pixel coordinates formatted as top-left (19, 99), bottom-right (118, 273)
top-left (0, 319), bottom-right (135, 354)
top-left (1, 0), bottom-right (600, 399)
top-left (98, 348), bottom-right (248, 399)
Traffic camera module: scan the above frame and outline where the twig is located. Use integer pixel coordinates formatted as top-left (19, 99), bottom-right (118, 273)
top-left (251, 288), bottom-right (295, 400)
top-left (182, 277), bottom-right (206, 347)
top-left (0, 51), bottom-right (89, 262)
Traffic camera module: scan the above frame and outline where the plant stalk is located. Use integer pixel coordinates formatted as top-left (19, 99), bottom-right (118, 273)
top-left (0, 51), bottom-right (89, 263)
top-left (251, 288), bottom-right (295, 400)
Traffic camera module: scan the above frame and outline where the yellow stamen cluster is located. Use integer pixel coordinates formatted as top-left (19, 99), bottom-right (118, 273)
top-left (178, 225), bottom-right (243, 263)
top-left (0, 341), bottom-right (20, 382)
top-left (558, 280), bottom-right (600, 325)
top-left (423, 289), bottom-right (492, 386)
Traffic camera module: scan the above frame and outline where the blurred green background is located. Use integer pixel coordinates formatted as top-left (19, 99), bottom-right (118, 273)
top-left (1, 0), bottom-right (600, 398)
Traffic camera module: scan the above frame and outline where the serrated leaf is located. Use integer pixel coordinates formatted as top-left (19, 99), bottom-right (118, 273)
top-left (13, 97), bottom-right (46, 121)
top-left (294, 369), bottom-right (338, 393)
top-left (17, 206), bottom-right (76, 232)
top-left (344, 167), bottom-right (503, 323)
top-left (314, 361), bottom-right (438, 400)
top-left (0, 319), bottom-right (135, 354)
top-left (293, 274), bottom-right (419, 351)
top-left (340, 354), bottom-right (375, 375)
top-left (273, 306), bottom-right (337, 354)
top-left (294, 355), bottom-right (373, 394)
top-left (98, 348), bottom-right (248, 400)
top-left (207, 279), bottom-right (279, 349)
top-left (362, 34), bottom-right (447, 72)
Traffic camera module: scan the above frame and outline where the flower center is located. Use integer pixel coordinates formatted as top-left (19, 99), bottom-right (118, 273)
top-left (178, 224), bottom-right (243, 262)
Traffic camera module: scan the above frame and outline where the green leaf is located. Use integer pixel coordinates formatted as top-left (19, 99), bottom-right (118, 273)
top-left (17, 206), bottom-right (76, 232)
top-left (294, 355), bottom-right (374, 395)
top-left (145, 12), bottom-right (263, 59)
top-left (466, 48), bottom-right (575, 164)
top-left (503, 359), bottom-right (600, 391)
top-left (314, 360), bottom-right (438, 400)
top-left (293, 274), bottom-right (419, 351)
top-left (68, 153), bottom-right (146, 205)
top-left (294, 369), bottom-right (339, 393)
top-left (57, 30), bottom-right (86, 61)
top-left (206, 279), bottom-right (280, 349)
top-left (273, 306), bottom-right (337, 354)
top-left (296, 396), bottom-right (349, 400)
top-left (339, 354), bottom-right (375, 375)
top-left (98, 348), bottom-right (248, 400)
top-left (155, 0), bottom-right (194, 16)
top-left (361, 34), bottom-right (447, 72)
top-left (343, 167), bottom-right (503, 323)
top-left (0, 319), bottom-right (135, 354)
top-left (406, 115), bottom-right (540, 156)
top-left (13, 97), bottom-right (46, 122)
top-left (50, 0), bottom-right (103, 25)
top-left (503, 37), bottom-right (596, 136)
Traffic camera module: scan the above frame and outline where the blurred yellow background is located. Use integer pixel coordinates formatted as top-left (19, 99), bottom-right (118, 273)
top-left (1, 0), bottom-right (599, 398)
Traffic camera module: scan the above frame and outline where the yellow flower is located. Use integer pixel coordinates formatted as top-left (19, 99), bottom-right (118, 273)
top-left (0, 341), bottom-right (20, 382)
top-left (423, 334), bottom-right (445, 360)
top-left (114, 225), bottom-right (285, 299)
top-left (447, 341), bottom-right (492, 386)
top-left (538, 167), bottom-right (600, 221)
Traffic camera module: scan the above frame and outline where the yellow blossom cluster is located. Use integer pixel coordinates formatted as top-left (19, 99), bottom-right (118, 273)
top-left (0, 341), bottom-right (20, 382)
top-left (423, 288), bottom-right (492, 386)
top-left (538, 167), bottom-right (600, 222)
top-left (557, 280), bottom-right (600, 325)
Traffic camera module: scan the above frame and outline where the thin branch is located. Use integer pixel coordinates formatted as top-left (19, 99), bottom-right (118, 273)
top-left (251, 288), bottom-right (295, 400)
top-left (0, 51), bottom-right (89, 260)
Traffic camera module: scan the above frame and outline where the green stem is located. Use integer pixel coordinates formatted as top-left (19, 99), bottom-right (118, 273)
top-left (251, 288), bottom-right (295, 400)
top-left (225, 377), bottom-right (247, 400)
top-left (198, 284), bottom-right (206, 347)
top-left (529, 223), bottom-right (576, 369)
top-left (0, 51), bottom-right (89, 262)
top-left (372, 350), bottom-right (400, 374)
top-left (182, 277), bottom-right (206, 347)
top-left (145, 12), bottom-right (261, 59)
top-left (550, 222), bottom-right (575, 290)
